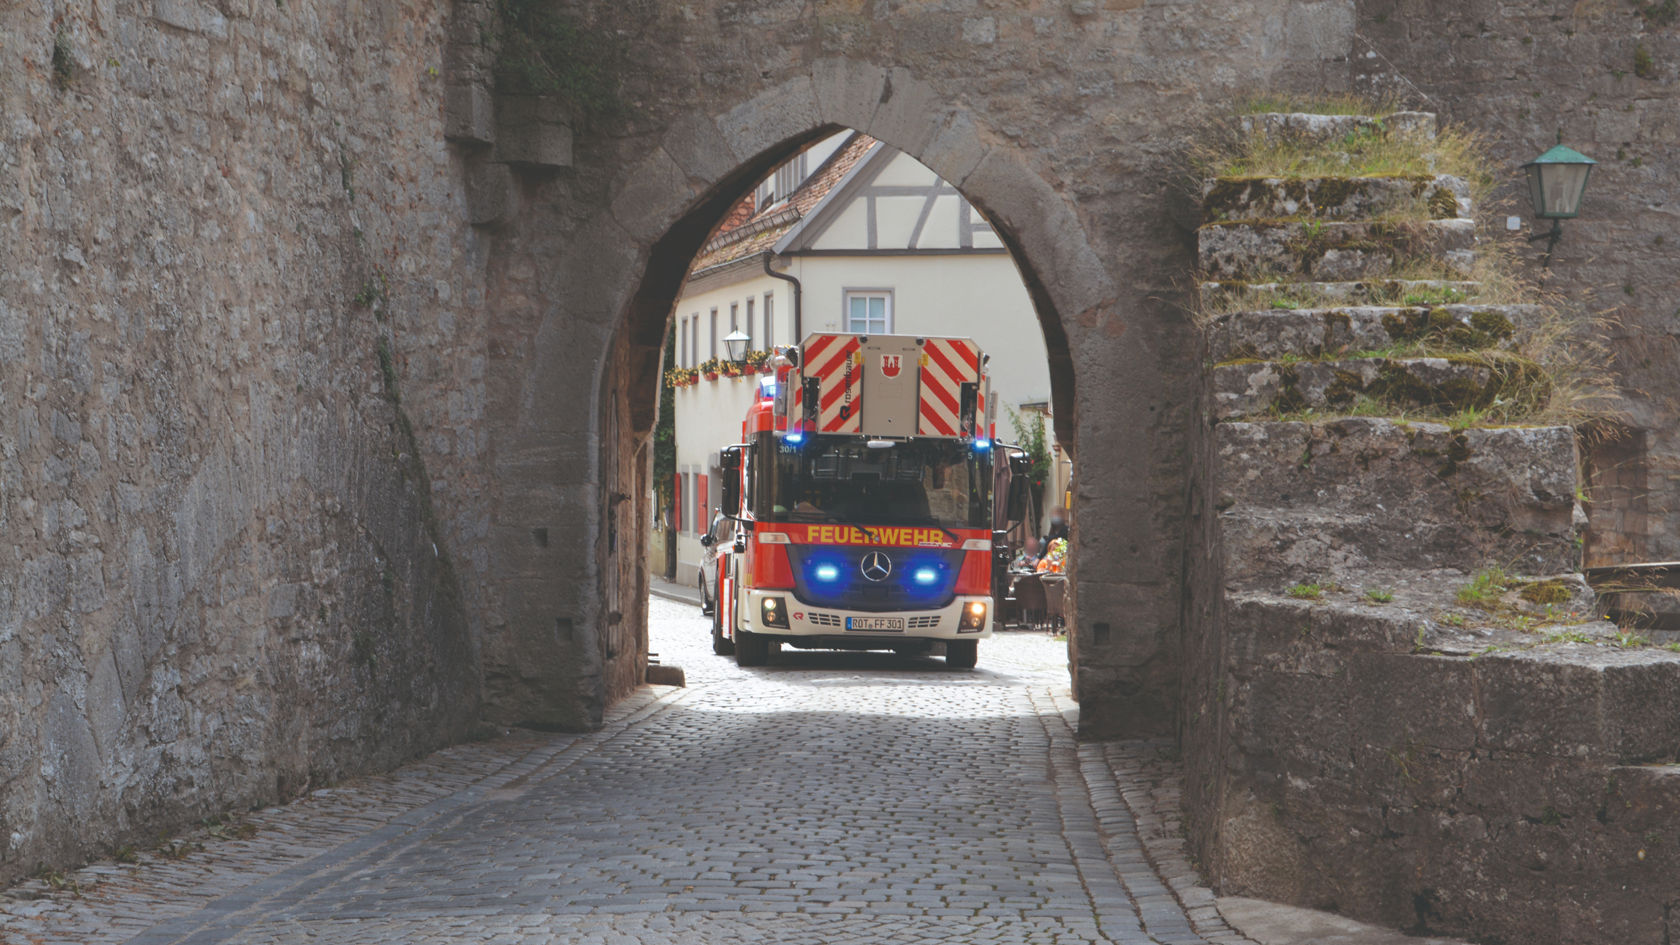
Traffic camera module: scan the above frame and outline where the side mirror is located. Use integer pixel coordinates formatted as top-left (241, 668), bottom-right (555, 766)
top-left (1008, 449), bottom-right (1032, 479)
top-left (720, 445), bottom-right (743, 515)
top-left (1007, 480), bottom-right (1030, 527)
top-left (699, 534), bottom-right (715, 547)
top-left (1006, 449), bottom-right (1032, 526)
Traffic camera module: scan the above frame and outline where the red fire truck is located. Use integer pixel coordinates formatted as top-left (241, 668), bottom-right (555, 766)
top-left (705, 333), bottom-right (1030, 669)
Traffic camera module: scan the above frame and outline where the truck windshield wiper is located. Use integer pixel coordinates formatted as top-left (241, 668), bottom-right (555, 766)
top-left (921, 522), bottom-right (963, 545)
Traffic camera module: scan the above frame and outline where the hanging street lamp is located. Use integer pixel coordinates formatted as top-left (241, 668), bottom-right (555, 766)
top-left (722, 328), bottom-right (751, 366)
top-left (1522, 144), bottom-right (1597, 268)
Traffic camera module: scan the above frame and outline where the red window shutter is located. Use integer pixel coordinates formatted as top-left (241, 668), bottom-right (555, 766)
top-left (698, 474), bottom-right (710, 532)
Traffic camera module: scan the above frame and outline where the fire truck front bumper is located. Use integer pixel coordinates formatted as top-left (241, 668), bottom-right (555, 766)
top-left (741, 589), bottom-right (994, 641)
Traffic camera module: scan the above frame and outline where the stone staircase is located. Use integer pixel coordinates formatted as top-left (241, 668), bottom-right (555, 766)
top-left (1185, 109), bottom-right (1680, 945)
top-left (1199, 110), bottom-right (1581, 593)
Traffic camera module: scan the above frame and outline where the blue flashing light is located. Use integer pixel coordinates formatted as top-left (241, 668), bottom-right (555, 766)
top-left (814, 563), bottom-right (841, 582)
top-left (759, 377), bottom-right (778, 398)
top-left (973, 437), bottom-right (991, 451)
top-left (785, 431), bottom-right (805, 445)
top-left (912, 567), bottom-right (939, 586)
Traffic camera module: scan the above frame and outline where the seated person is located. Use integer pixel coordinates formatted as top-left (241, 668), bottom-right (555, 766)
top-left (1011, 536), bottom-right (1040, 570)
top-left (1036, 537), bottom-right (1068, 574)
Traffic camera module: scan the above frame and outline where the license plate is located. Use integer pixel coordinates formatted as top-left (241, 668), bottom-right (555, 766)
top-left (846, 616), bottom-right (905, 632)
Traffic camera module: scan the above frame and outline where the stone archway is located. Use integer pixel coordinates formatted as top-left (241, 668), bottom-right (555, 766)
top-left (504, 62), bottom-right (1186, 739)
top-left (460, 3), bottom-right (1365, 742)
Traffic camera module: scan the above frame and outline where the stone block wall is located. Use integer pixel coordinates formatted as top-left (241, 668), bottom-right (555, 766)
top-left (1584, 428), bottom-right (1654, 568)
top-left (1181, 104), bottom-right (1680, 944)
top-left (0, 2), bottom-right (487, 881)
top-left (1205, 600), bottom-right (1680, 943)
top-left (5, 0), bottom-right (1680, 912)
top-left (1352, 0), bottom-right (1680, 564)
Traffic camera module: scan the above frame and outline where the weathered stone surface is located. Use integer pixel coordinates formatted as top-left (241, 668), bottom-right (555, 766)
top-left (0, 0), bottom-right (482, 886)
top-left (464, 158), bottom-right (517, 226)
top-left (1203, 174), bottom-right (1469, 222)
top-left (1207, 304), bottom-right (1533, 362)
top-left (1199, 218), bottom-right (1476, 279)
top-left (1185, 92), bottom-right (1680, 945)
top-left (494, 95), bottom-right (573, 168)
top-left (445, 83), bottom-right (496, 146)
top-left (1217, 418), bottom-right (1580, 587)
top-left (1201, 279), bottom-right (1482, 308)
top-left (1238, 110), bottom-right (1437, 142)
top-left (1211, 354), bottom-right (1546, 418)
top-left (1194, 594), bottom-right (1680, 945)
top-left (151, 0), bottom-right (228, 38)
top-left (6, 5), bottom-right (1680, 939)
top-left (1352, 7), bottom-right (1680, 565)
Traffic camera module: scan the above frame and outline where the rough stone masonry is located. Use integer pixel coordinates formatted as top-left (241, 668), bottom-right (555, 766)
top-left (0, 1), bottom-right (485, 882)
top-left (3, 2), bottom-right (1680, 934)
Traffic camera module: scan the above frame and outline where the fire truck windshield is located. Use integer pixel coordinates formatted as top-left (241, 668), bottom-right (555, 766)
top-left (752, 433), bottom-right (993, 529)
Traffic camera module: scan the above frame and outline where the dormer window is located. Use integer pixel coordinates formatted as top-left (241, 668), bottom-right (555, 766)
top-left (758, 152), bottom-right (810, 208)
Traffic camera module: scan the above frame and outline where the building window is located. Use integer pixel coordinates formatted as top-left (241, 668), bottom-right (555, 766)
top-left (729, 302), bottom-right (738, 333)
top-left (769, 151), bottom-right (806, 205)
top-left (763, 293), bottom-right (774, 348)
top-left (844, 290), bottom-right (892, 335)
top-left (679, 316), bottom-right (689, 369)
top-left (690, 317), bottom-right (699, 368)
top-left (744, 298), bottom-right (755, 351)
top-left (709, 308), bottom-right (718, 360)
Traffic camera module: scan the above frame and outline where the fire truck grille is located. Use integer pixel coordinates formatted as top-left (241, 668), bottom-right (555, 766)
top-left (786, 545), bottom-right (966, 612)
top-left (907, 616), bottom-right (940, 629)
top-left (807, 612), bottom-right (844, 627)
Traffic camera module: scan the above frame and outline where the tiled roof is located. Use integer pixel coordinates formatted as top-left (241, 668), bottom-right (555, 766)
top-left (712, 191), bottom-right (758, 236)
top-left (687, 133), bottom-right (877, 277)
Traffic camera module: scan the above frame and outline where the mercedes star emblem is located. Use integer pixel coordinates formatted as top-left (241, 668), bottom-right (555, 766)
top-left (859, 550), bottom-right (893, 582)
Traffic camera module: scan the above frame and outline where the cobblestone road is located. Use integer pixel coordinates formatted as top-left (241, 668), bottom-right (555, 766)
top-left (2, 597), bottom-right (1253, 945)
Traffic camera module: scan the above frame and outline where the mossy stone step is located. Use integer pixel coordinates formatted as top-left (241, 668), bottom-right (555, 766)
top-left (1198, 218), bottom-right (1474, 281)
top-left (1222, 509), bottom-right (1578, 591)
top-left (1208, 304), bottom-right (1538, 362)
top-left (1216, 418), bottom-right (1579, 586)
top-left (1200, 279), bottom-right (1482, 309)
top-left (1238, 111), bottom-right (1437, 142)
top-left (1202, 174), bottom-right (1469, 224)
top-left (1211, 353), bottom-right (1549, 419)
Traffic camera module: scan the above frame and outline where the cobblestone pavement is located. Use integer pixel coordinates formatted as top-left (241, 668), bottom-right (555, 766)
top-left (3, 598), bottom-right (1255, 945)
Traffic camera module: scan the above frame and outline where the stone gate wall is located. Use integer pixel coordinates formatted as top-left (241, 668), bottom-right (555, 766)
top-left (1352, 0), bottom-right (1680, 563)
top-left (0, 1), bottom-right (487, 882)
top-left (5, 0), bottom-right (1680, 902)
top-left (524, 0), bottom-right (1372, 744)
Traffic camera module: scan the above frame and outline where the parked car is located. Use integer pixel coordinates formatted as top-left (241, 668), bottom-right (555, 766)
top-left (698, 513), bottom-right (735, 616)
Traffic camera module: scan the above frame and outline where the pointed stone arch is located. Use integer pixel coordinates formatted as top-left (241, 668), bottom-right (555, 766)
top-left (488, 61), bottom-right (1188, 740)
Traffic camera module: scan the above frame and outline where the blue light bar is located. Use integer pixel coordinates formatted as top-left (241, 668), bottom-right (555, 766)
top-left (973, 437), bottom-right (991, 451)
top-left (814, 563), bottom-right (840, 582)
top-left (785, 431), bottom-right (804, 445)
top-left (759, 376), bottom-right (777, 398)
top-left (913, 567), bottom-right (939, 586)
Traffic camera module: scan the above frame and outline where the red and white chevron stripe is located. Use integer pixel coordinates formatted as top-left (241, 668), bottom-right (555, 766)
top-left (805, 334), bottom-right (863, 434)
top-left (917, 338), bottom-right (979, 436)
top-left (783, 364), bottom-right (799, 433)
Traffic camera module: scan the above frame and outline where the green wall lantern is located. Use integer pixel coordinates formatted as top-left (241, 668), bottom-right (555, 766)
top-left (1522, 145), bottom-right (1597, 267)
